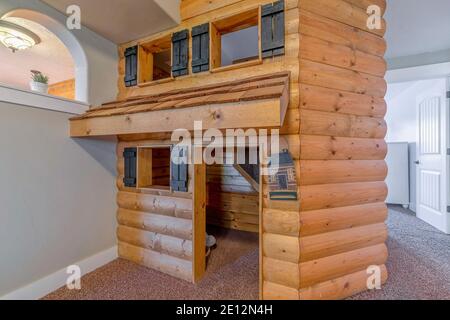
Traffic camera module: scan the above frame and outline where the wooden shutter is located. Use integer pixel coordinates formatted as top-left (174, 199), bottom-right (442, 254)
top-left (171, 147), bottom-right (188, 192)
top-left (172, 30), bottom-right (189, 77)
top-left (124, 46), bottom-right (138, 87)
top-left (192, 24), bottom-right (210, 73)
top-left (123, 147), bottom-right (137, 187)
top-left (261, 0), bottom-right (285, 58)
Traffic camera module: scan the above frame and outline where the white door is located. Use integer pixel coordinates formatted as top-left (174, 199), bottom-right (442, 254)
top-left (416, 81), bottom-right (450, 234)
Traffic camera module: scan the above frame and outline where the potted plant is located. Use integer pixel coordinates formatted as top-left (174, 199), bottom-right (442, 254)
top-left (30, 70), bottom-right (49, 94)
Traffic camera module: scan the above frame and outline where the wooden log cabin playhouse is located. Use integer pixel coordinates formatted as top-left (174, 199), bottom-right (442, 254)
top-left (70, 0), bottom-right (388, 300)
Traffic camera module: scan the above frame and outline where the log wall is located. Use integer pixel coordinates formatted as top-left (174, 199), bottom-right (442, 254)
top-left (262, 0), bottom-right (388, 300)
top-left (206, 153), bottom-right (259, 233)
top-left (115, 0), bottom-right (388, 299)
top-left (117, 139), bottom-right (194, 281)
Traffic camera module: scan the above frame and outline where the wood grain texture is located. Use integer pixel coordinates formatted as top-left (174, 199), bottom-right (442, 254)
top-left (300, 0), bottom-right (386, 37)
top-left (112, 0), bottom-right (389, 300)
top-left (118, 242), bottom-right (192, 281)
top-left (298, 265), bottom-right (388, 300)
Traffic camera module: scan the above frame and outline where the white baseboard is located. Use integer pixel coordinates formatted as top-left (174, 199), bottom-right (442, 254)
top-left (0, 246), bottom-right (118, 300)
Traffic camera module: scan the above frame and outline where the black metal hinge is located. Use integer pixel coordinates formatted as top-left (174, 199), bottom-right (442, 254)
top-left (446, 91), bottom-right (450, 99)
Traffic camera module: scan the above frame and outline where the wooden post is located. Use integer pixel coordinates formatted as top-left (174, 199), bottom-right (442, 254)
top-left (193, 163), bottom-right (206, 283)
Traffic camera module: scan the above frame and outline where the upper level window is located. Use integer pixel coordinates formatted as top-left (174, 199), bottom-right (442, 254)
top-left (210, 8), bottom-right (261, 71)
top-left (138, 34), bottom-right (172, 85)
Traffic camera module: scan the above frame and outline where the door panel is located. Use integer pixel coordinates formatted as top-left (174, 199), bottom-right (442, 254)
top-left (416, 85), bottom-right (449, 233)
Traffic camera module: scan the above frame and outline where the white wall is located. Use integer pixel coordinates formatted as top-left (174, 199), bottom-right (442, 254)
top-left (386, 78), bottom-right (446, 142)
top-left (0, 0), bottom-right (118, 106)
top-left (386, 78), bottom-right (447, 211)
top-left (0, 101), bottom-right (117, 297)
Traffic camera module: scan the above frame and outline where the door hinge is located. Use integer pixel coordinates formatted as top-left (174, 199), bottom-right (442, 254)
top-left (447, 91), bottom-right (450, 99)
top-left (447, 148), bottom-right (450, 156)
top-left (447, 206), bottom-right (450, 213)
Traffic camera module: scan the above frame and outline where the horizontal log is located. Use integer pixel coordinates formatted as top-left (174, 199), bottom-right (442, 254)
top-left (207, 190), bottom-right (259, 201)
top-left (300, 181), bottom-right (388, 211)
top-left (300, 84), bottom-right (386, 117)
top-left (207, 209), bottom-right (259, 225)
top-left (207, 175), bottom-right (252, 187)
top-left (300, 34), bottom-right (386, 77)
top-left (207, 217), bottom-right (259, 233)
top-left (299, 223), bottom-right (388, 262)
top-left (263, 281), bottom-right (300, 300)
top-left (207, 165), bottom-right (242, 176)
top-left (123, 57), bottom-right (299, 99)
top-left (299, 244), bottom-right (388, 288)
top-left (299, 202), bottom-right (388, 236)
top-left (117, 208), bottom-right (193, 240)
top-left (263, 209), bottom-right (300, 237)
top-left (208, 183), bottom-right (256, 194)
top-left (299, 160), bottom-right (387, 185)
top-left (298, 264), bottom-right (388, 300)
top-left (300, 135), bottom-right (387, 160)
top-left (264, 222), bottom-right (387, 264)
top-left (207, 194), bottom-right (259, 215)
top-left (345, 0), bottom-right (387, 15)
top-left (263, 233), bottom-right (299, 264)
top-left (299, 10), bottom-right (386, 57)
top-left (263, 257), bottom-right (299, 289)
top-left (116, 177), bottom-right (193, 199)
top-left (117, 191), bottom-right (193, 219)
top-left (70, 99), bottom-right (287, 137)
top-left (262, 202), bottom-right (387, 237)
top-left (180, 0), bottom-right (299, 23)
top-left (300, 0), bottom-right (386, 37)
top-left (117, 225), bottom-right (193, 260)
top-left (300, 59), bottom-right (387, 97)
top-left (118, 242), bottom-right (193, 282)
top-left (300, 109), bottom-right (387, 139)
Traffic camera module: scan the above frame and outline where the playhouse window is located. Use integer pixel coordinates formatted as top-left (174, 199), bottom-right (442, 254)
top-left (137, 146), bottom-right (171, 190)
top-left (210, 8), bottom-right (261, 71)
top-left (138, 35), bottom-right (172, 85)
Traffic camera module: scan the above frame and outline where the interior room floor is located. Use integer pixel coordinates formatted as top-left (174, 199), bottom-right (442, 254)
top-left (44, 206), bottom-right (450, 300)
top-left (43, 226), bottom-right (259, 300)
top-left (351, 205), bottom-right (450, 300)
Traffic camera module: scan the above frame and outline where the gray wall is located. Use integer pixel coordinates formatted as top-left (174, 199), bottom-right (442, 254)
top-left (0, 102), bottom-right (117, 296)
top-left (388, 49), bottom-right (450, 70)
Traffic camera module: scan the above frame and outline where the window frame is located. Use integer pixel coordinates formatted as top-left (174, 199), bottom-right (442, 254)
top-left (136, 145), bottom-right (173, 191)
top-left (209, 6), bottom-right (263, 73)
top-left (137, 35), bottom-right (174, 87)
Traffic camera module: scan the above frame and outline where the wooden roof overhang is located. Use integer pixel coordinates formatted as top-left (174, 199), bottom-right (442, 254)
top-left (69, 72), bottom-right (290, 137)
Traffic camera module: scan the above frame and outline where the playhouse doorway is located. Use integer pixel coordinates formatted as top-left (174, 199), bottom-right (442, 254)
top-left (203, 148), bottom-right (260, 298)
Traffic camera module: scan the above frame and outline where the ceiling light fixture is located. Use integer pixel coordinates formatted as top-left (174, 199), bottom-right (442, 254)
top-left (0, 20), bottom-right (41, 53)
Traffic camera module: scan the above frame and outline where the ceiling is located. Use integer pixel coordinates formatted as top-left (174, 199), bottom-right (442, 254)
top-left (0, 17), bottom-right (74, 89)
top-left (41, 0), bottom-right (180, 44)
top-left (39, 0), bottom-right (450, 60)
top-left (385, 0), bottom-right (450, 59)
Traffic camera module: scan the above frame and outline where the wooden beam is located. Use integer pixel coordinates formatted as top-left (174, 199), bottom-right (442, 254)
top-left (70, 98), bottom-right (288, 137)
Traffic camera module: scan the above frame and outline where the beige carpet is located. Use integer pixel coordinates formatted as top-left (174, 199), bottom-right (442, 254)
top-left (44, 226), bottom-right (259, 300)
top-left (45, 206), bottom-right (450, 300)
top-left (351, 205), bottom-right (450, 300)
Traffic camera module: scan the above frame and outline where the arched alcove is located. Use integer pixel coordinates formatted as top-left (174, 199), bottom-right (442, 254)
top-left (2, 9), bottom-right (89, 103)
